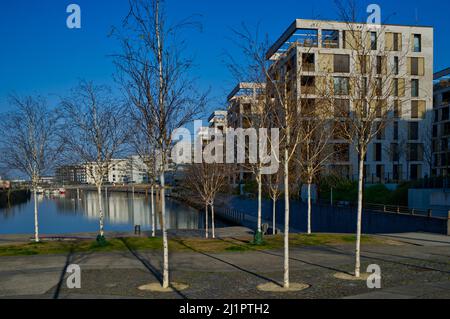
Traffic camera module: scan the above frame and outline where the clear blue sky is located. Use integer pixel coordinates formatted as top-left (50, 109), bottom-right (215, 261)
top-left (1, 0), bottom-right (449, 116)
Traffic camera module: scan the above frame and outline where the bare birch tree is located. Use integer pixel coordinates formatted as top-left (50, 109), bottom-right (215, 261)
top-left (0, 95), bottom-right (62, 242)
top-left (184, 162), bottom-right (231, 239)
top-left (113, 0), bottom-right (206, 289)
top-left (229, 24), bottom-right (308, 289)
top-left (296, 101), bottom-right (335, 234)
top-left (266, 168), bottom-right (282, 235)
top-left (334, 0), bottom-right (412, 277)
top-left (60, 81), bottom-right (129, 242)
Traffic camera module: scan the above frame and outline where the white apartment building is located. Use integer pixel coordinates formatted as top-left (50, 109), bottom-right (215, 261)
top-left (266, 19), bottom-right (433, 182)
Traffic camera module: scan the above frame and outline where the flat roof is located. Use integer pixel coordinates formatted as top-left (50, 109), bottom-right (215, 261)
top-left (266, 18), bottom-right (434, 60)
top-left (434, 68), bottom-right (450, 80)
top-left (227, 82), bottom-right (266, 101)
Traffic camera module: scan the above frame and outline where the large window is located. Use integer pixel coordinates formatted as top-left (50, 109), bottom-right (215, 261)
top-left (322, 29), bottom-right (340, 48)
top-left (301, 76), bottom-right (315, 94)
top-left (413, 34), bottom-right (422, 52)
top-left (411, 79), bottom-right (419, 97)
top-left (411, 100), bottom-right (425, 119)
top-left (408, 122), bottom-right (419, 140)
top-left (410, 57), bottom-right (424, 76)
top-left (334, 77), bottom-right (349, 95)
top-left (393, 121), bottom-right (399, 140)
top-left (393, 56), bottom-right (399, 75)
top-left (334, 54), bottom-right (350, 73)
top-left (302, 53), bottom-right (315, 72)
top-left (374, 143), bottom-right (382, 161)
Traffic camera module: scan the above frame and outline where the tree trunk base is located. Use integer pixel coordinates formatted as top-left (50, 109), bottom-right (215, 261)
top-left (257, 282), bottom-right (309, 292)
top-left (138, 282), bottom-right (189, 292)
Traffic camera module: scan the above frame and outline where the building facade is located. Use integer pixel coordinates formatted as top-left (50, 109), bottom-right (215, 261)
top-left (432, 68), bottom-right (450, 176)
top-left (266, 19), bottom-right (433, 182)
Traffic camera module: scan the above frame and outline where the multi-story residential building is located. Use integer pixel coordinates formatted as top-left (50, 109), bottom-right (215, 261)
top-left (208, 110), bottom-right (227, 132)
top-left (127, 155), bottom-right (149, 184)
top-left (265, 19), bottom-right (433, 182)
top-left (227, 83), bottom-right (266, 184)
top-left (56, 165), bottom-right (87, 185)
top-left (432, 68), bottom-right (450, 176)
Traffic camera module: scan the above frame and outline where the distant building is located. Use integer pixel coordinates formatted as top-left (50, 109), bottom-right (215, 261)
top-left (227, 83), bottom-right (266, 184)
top-left (56, 165), bottom-right (87, 185)
top-left (432, 68), bottom-right (450, 176)
top-left (39, 176), bottom-right (56, 185)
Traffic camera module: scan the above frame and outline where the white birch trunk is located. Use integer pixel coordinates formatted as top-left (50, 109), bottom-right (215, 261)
top-left (272, 198), bottom-right (276, 235)
top-left (160, 172), bottom-right (169, 288)
top-left (97, 185), bottom-right (104, 237)
top-left (283, 151), bottom-right (290, 289)
top-left (205, 204), bottom-right (209, 239)
top-left (33, 188), bottom-right (39, 243)
top-left (257, 171), bottom-right (262, 233)
top-left (307, 183), bottom-right (312, 235)
top-left (355, 153), bottom-right (365, 278)
top-left (211, 204), bottom-right (215, 239)
top-left (151, 185), bottom-right (155, 237)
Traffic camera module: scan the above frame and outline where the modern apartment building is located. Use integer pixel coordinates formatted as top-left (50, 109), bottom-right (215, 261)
top-left (265, 19), bottom-right (433, 182)
top-left (227, 83), bottom-right (266, 184)
top-left (56, 165), bottom-right (87, 185)
top-left (432, 68), bottom-right (450, 176)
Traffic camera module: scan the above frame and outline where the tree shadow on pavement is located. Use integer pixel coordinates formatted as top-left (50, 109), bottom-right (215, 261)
top-left (174, 239), bottom-right (284, 287)
top-left (219, 237), bottom-right (352, 275)
top-left (119, 238), bottom-right (187, 299)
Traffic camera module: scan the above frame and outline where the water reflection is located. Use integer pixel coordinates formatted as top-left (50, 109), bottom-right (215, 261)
top-left (0, 191), bottom-right (208, 235)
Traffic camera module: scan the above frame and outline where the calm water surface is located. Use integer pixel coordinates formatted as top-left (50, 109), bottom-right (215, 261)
top-left (0, 191), bottom-right (208, 235)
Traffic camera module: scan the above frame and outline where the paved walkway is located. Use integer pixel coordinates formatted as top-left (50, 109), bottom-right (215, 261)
top-left (0, 232), bottom-right (449, 299)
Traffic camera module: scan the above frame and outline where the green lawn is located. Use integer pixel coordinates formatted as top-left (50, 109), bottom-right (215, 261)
top-left (0, 234), bottom-right (382, 257)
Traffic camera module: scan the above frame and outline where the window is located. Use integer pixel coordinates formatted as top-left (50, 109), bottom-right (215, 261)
top-left (411, 79), bottom-right (419, 97)
top-left (374, 143), bottom-right (382, 161)
top-left (410, 164), bottom-right (421, 180)
top-left (301, 76), bottom-right (315, 94)
top-left (376, 122), bottom-right (385, 140)
top-left (413, 34), bottom-right (422, 52)
top-left (391, 143), bottom-right (400, 161)
top-left (334, 77), bottom-right (349, 95)
top-left (393, 79), bottom-right (399, 97)
top-left (411, 100), bottom-right (425, 119)
top-left (322, 30), bottom-right (340, 48)
top-left (393, 121), bottom-right (399, 140)
top-left (334, 144), bottom-right (350, 161)
top-left (361, 77), bottom-right (368, 98)
top-left (408, 143), bottom-right (423, 161)
top-left (334, 54), bottom-right (350, 73)
top-left (394, 100), bottom-right (401, 118)
top-left (302, 53), bottom-right (315, 72)
top-left (393, 33), bottom-right (401, 51)
top-left (393, 164), bottom-right (402, 181)
top-left (300, 99), bottom-right (316, 116)
top-left (443, 107), bottom-right (450, 121)
top-left (370, 32), bottom-right (377, 50)
top-left (334, 99), bottom-right (350, 117)
top-left (376, 165), bottom-right (385, 180)
top-left (393, 56), bottom-right (399, 75)
top-left (376, 56), bottom-right (383, 74)
top-left (376, 78), bottom-right (383, 96)
top-left (410, 57), bottom-right (421, 76)
top-left (408, 122), bottom-right (419, 140)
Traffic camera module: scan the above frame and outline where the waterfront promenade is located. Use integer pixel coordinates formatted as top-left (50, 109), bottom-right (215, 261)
top-left (0, 230), bottom-right (449, 299)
